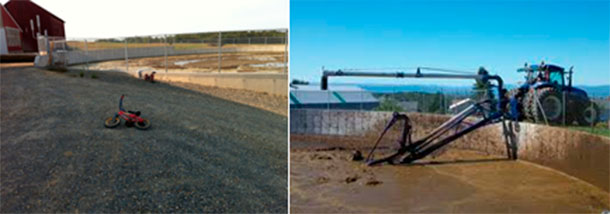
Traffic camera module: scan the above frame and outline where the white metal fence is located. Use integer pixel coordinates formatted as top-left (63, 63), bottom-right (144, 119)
top-left (37, 29), bottom-right (289, 74)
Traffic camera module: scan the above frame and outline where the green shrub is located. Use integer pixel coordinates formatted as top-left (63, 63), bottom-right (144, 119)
top-left (79, 72), bottom-right (84, 78)
top-left (375, 96), bottom-right (404, 112)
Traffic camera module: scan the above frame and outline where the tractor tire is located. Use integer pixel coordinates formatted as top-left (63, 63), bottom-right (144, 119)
top-left (577, 101), bottom-right (599, 126)
top-left (522, 89), bottom-right (535, 120)
top-left (564, 93), bottom-right (586, 125)
top-left (525, 87), bottom-right (564, 124)
top-left (135, 119), bottom-right (151, 130)
top-left (104, 117), bottom-right (120, 128)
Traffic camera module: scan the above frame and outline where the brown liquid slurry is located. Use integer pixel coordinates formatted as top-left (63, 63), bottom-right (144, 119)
top-left (291, 146), bottom-right (609, 213)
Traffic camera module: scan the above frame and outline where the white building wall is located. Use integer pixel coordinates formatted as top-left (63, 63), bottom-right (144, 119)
top-left (0, 28), bottom-right (8, 54)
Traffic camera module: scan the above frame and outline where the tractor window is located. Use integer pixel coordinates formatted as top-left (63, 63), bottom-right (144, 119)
top-left (549, 72), bottom-right (564, 85)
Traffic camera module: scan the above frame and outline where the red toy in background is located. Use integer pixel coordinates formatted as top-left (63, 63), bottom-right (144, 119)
top-left (144, 71), bottom-right (156, 83)
top-left (104, 95), bottom-right (151, 130)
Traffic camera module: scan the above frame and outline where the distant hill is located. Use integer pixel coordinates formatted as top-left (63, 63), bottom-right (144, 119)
top-left (327, 83), bottom-right (610, 98)
top-left (574, 85), bottom-right (610, 98)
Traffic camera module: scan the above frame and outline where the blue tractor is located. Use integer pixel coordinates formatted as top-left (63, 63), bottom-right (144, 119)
top-left (508, 62), bottom-right (599, 125)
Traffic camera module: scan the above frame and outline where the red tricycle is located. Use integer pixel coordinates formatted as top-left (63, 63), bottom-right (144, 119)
top-left (104, 95), bottom-right (151, 130)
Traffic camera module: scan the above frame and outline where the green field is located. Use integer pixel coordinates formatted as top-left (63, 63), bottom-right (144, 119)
top-left (566, 126), bottom-right (610, 137)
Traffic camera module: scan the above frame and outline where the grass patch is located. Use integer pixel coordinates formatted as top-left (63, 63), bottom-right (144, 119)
top-left (91, 74), bottom-right (98, 79)
top-left (566, 126), bottom-right (610, 137)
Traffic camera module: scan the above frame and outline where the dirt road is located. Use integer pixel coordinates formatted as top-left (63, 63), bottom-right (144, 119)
top-left (0, 66), bottom-right (287, 213)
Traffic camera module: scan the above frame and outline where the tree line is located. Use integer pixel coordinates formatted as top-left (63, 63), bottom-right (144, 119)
top-left (95, 30), bottom-right (287, 44)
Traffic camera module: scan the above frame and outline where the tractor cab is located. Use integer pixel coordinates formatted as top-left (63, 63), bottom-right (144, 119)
top-left (511, 62), bottom-right (596, 126)
top-left (517, 62), bottom-right (577, 91)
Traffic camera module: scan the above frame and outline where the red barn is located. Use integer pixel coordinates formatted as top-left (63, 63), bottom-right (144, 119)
top-left (4, 0), bottom-right (65, 52)
top-left (1, 4), bottom-right (23, 54)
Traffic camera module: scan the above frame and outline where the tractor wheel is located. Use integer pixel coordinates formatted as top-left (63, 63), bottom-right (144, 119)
top-left (564, 94), bottom-right (586, 125)
top-left (135, 119), bottom-right (151, 130)
top-left (525, 87), bottom-right (564, 124)
top-left (522, 89), bottom-right (535, 120)
top-left (104, 117), bottom-right (120, 128)
top-left (577, 101), bottom-right (599, 126)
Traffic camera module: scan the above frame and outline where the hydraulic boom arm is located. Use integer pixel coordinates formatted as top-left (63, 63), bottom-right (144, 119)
top-left (320, 67), bottom-right (514, 165)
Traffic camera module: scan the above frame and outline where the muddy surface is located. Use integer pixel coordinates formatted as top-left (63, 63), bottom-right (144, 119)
top-left (86, 52), bottom-right (286, 73)
top-left (167, 81), bottom-right (287, 116)
top-left (291, 141), bottom-right (610, 213)
top-left (0, 66), bottom-right (287, 213)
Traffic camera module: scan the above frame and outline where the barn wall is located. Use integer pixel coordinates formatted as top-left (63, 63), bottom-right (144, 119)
top-left (5, 1), bottom-right (65, 52)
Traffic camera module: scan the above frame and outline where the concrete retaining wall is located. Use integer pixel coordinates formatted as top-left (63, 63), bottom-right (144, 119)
top-left (149, 72), bottom-right (287, 96)
top-left (34, 45), bottom-right (285, 67)
top-left (33, 45), bottom-right (287, 96)
top-left (290, 109), bottom-right (610, 192)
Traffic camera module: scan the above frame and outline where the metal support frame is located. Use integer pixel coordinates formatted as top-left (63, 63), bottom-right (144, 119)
top-left (218, 32), bottom-right (222, 73)
top-left (84, 39), bottom-right (89, 72)
top-left (321, 67), bottom-right (517, 166)
top-left (124, 39), bottom-right (129, 73)
top-left (164, 35), bottom-right (168, 73)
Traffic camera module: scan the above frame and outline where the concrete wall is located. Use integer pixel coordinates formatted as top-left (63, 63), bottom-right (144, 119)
top-left (34, 45), bottom-right (285, 67)
top-left (290, 109), bottom-right (610, 192)
top-left (149, 72), bottom-right (287, 96)
top-left (33, 45), bottom-right (287, 96)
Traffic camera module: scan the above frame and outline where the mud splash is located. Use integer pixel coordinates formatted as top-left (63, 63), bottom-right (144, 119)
top-left (291, 146), bottom-right (609, 213)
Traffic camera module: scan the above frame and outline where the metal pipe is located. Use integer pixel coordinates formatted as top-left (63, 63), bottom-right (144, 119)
top-left (321, 68), bottom-right (506, 113)
top-left (323, 70), bottom-right (482, 80)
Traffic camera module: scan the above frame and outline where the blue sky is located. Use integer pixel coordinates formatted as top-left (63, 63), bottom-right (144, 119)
top-left (1, 0), bottom-right (288, 38)
top-left (290, 0), bottom-right (610, 86)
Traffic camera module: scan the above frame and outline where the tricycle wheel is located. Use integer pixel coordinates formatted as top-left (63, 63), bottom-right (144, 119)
top-left (104, 117), bottom-right (120, 128)
top-left (135, 119), bottom-right (151, 130)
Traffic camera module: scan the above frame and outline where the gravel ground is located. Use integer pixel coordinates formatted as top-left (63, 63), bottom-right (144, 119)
top-left (167, 81), bottom-right (287, 116)
top-left (0, 66), bottom-right (287, 213)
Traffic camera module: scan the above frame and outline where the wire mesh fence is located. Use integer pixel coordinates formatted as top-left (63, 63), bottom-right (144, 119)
top-left (37, 29), bottom-right (289, 75)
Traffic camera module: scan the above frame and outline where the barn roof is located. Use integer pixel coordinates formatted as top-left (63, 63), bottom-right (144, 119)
top-left (5, 0), bottom-right (65, 23)
top-left (0, 4), bottom-right (22, 31)
top-left (290, 85), bottom-right (378, 105)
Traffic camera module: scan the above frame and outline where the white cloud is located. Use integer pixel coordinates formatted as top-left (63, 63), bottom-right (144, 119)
top-left (2, 0), bottom-right (288, 38)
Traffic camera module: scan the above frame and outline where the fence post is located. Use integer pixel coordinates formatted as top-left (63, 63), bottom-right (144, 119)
top-left (284, 30), bottom-right (288, 73)
top-left (359, 90), bottom-right (364, 111)
top-left (590, 101), bottom-right (595, 132)
top-left (84, 39), bottom-right (89, 72)
top-left (248, 37), bottom-right (251, 45)
top-left (124, 39), bottom-right (129, 73)
top-left (562, 91), bottom-right (566, 126)
top-left (62, 40), bottom-right (67, 67)
top-left (218, 32), bottom-right (222, 73)
top-left (164, 35), bottom-right (168, 73)
top-left (264, 37), bottom-right (268, 44)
